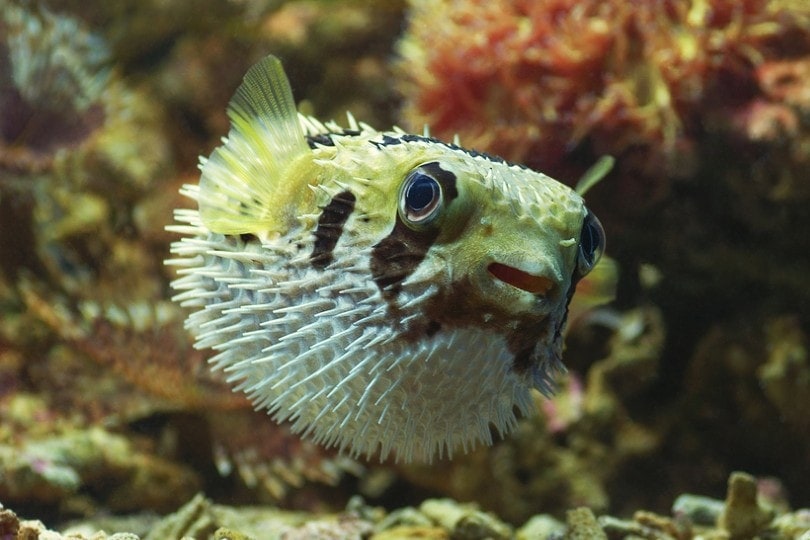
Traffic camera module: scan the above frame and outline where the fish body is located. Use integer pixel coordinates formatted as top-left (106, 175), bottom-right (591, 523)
top-left (168, 56), bottom-right (606, 462)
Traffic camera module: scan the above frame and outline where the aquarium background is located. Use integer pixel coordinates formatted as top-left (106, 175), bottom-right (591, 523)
top-left (1, 0), bottom-right (808, 538)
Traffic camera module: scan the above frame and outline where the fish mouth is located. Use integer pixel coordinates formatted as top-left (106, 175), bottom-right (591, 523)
top-left (487, 262), bottom-right (554, 295)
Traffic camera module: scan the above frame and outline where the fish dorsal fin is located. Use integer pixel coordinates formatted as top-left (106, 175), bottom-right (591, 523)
top-left (198, 55), bottom-right (311, 236)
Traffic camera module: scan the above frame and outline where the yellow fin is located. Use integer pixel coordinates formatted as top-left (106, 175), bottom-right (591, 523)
top-left (198, 55), bottom-right (311, 235)
top-left (568, 256), bottom-right (618, 323)
top-left (575, 155), bottom-right (614, 196)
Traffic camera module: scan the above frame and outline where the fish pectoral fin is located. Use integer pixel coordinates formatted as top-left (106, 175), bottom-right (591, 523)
top-left (568, 254), bottom-right (619, 323)
top-left (198, 55), bottom-right (312, 236)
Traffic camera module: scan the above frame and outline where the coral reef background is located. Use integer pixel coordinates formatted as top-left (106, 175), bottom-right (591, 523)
top-left (1, 0), bottom-right (809, 538)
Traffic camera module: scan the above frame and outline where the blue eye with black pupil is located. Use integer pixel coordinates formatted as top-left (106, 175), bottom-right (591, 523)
top-left (406, 174), bottom-right (438, 211)
top-left (577, 211), bottom-right (605, 276)
top-left (400, 166), bottom-right (444, 225)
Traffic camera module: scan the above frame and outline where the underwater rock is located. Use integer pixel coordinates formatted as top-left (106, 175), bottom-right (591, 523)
top-left (564, 507), bottom-right (606, 540)
top-left (599, 512), bottom-right (686, 540)
top-left (419, 499), bottom-right (512, 540)
top-left (515, 515), bottom-right (565, 540)
top-left (0, 505), bottom-right (139, 540)
top-left (143, 494), bottom-right (219, 540)
top-left (771, 510), bottom-right (810, 539)
top-left (718, 472), bottom-right (774, 539)
top-left (680, 315), bottom-right (810, 506)
top-left (0, 470), bottom-right (808, 539)
top-left (672, 494), bottom-right (725, 526)
top-left (272, 515), bottom-right (374, 540)
top-left (143, 494), bottom-right (374, 540)
top-left (0, 426), bottom-right (200, 513)
top-left (758, 317), bottom-right (810, 436)
top-left (374, 507), bottom-right (434, 531)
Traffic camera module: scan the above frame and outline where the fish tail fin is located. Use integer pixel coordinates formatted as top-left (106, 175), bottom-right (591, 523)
top-left (197, 55), bottom-right (311, 236)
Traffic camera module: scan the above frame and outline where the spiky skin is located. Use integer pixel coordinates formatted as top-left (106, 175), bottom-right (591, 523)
top-left (168, 56), bottom-right (603, 462)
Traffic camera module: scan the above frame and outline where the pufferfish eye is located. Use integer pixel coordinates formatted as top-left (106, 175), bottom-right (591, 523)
top-left (399, 164), bottom-right (444, 226)
top-left (577, 210), bottom-right (605, 276)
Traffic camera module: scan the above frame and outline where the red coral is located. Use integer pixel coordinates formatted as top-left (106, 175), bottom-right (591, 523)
top-left (398, 0), bottom-right (810, 203)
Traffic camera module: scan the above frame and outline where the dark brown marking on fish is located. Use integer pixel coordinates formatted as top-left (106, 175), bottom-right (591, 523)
top-left (508, 321), bottom-right (557, 377)
top-left (542, 267), bottom-right (581, 363)
top-left (311, 190), bottom-right (356, 269)
top-left (508, 269), bottom-right (580, 378)
top-left (371, 162), bottom-right (458, 296)
top-left (306, 131), bottom-right (362, 149)
top-left (512, 347), bottom-right (533, 376)
top-left (371, 133), bottom-right (529, 171)
top-left (425, 320), bottom-right (441, 337)
top-left (402, 271), bottom-right (566, 381)
top-left (418, 162), bottom-right (459, 202)
top-left (554, 271), bottom-right (580, 342)
top-left (370, 222), bottom-right (439, 296)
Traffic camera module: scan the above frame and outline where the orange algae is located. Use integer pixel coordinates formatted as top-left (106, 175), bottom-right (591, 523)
top-left (397, 0), bottom-right (810, 199)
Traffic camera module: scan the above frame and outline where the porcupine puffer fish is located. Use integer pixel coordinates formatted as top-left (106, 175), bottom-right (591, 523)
top-left (167, 55), bottom-right (608, 462)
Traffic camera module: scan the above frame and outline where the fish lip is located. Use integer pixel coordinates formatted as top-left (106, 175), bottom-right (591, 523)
top-left (487, 262), bottom-right (554, 295)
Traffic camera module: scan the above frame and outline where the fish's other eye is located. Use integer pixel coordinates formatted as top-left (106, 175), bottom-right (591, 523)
top-left (399, 165), bottom-right (444, 226)
top-left (577, 210), bottom-right (605, 276)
